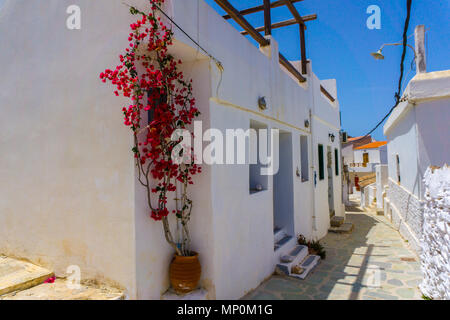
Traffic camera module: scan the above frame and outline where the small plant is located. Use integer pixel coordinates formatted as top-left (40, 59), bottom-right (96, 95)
top-left (297, 235), bottom-right (308, 246)
top-left (297, 235), bottom-right (326, 260)
top-left (422, 294), bottom-right (433, 300)
top-left (309, 240), bottom-right (326, 260)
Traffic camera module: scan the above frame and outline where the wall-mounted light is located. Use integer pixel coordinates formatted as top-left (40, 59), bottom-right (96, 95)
top-left (258, 96), bottom-right (267, 111)
top-left (304, 120), bottom-right (310, 128)
top-left (329, 133), bottom-right (335, 143)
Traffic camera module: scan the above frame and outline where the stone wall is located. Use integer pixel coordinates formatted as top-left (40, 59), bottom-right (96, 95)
top-left (385, 179), bottom-right (424, 254)
top-left (420, 166), bottom-right (450, 300)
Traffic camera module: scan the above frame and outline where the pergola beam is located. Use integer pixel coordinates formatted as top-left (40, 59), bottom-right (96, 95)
top-left (281, 0), bottom-right (305, 25)
top-left (214, 0), bottom-right (309, 84)
top-left (223, 0), bottom-right (304, 20)
top-left (279, 53), bottom-right (307, 83)
top-left (214, 0), bottom-right (270, 46)
top-left (241, 15), bottom-right (317, 36)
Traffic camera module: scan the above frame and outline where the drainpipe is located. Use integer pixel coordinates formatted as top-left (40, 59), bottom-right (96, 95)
top-left (309, 109), bottom-right (318, 235)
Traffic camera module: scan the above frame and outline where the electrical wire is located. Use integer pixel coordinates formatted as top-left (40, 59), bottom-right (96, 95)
top-left (152, 3), bottom-right (224, 72)
top-left (361, 0), bottom-right (413, 139)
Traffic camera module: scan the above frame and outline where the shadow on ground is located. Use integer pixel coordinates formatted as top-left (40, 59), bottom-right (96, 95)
top-left (243, 203), bottom-right (423, 300)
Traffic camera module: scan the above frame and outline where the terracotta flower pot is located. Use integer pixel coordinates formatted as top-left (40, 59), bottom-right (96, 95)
top-left (169, 252), bottom-right (201, 294)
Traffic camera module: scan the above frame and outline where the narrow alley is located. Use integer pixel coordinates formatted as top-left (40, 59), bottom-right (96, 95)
top-left (244, 197), bottom-right (423, 300)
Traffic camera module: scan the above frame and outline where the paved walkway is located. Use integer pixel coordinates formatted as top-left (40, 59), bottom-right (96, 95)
top-left (244, 201), bottom-right (423, 300)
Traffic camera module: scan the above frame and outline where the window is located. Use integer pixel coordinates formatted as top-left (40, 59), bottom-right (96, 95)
top-left (147, 88), bottom-right (167, 124)
top-left (335, 148), bottom-right (339, 176)
top-left (396, 154), bottom-right (401, 183)
top-left (318, 144), bottom-right (324, 180)
top-left (300, 135), bottom-right (309, 182)
top-left (363, 152), bottom-right (369, 164)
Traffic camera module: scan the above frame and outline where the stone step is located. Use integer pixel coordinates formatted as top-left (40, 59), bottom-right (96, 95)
top-left (274, 235), bottom-right (293, 251)
top-left (0, 279), bottom-right (125, 300)
top-left (290, 255), bottom-right (321, 280)
top-left (328, 222), bottom-right (354, 234)
top-left (0, 256), bottom-right (54, 296)
top-left (273, 227), bottom-right (286, 244)
top-left (275, 245), bottom-right (308, 276)
top-left (330, 216), bottom-right (345, 227)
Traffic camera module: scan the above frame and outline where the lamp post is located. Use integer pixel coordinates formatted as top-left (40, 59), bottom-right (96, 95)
top-left (371, 25), bottom-right (427, 74)
top-left (371, 42), bottom-right (416, 60)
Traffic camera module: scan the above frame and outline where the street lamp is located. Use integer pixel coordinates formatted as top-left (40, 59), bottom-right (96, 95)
top-left (371, 42), bottom-right (416, 60)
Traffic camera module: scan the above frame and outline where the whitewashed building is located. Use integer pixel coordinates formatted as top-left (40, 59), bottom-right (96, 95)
top-left (342, 135), bottom-right (387, 201)
top-left (383, 26), bottom-right (450, 255)
top-left (0, 0), bottom-right (343, 299)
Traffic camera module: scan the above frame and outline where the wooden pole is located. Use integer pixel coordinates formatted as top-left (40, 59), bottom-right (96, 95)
top-left (300, 23), bottom-right (307, 74)
top-left (263, 0), bottom-right (272, 35)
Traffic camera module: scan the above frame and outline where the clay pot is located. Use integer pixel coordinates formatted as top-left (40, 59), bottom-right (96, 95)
top-left (169, 252), bottom-right (201, 294)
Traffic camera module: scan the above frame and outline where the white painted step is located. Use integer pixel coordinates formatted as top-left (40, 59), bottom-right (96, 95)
top-left (275, 245), bottom-right (308, 276)
top-left (273, 227), bottom-right (286, 244)
top-left (290, 255), bottom-right (321, 280)
top-left (0, 256), bottom-right (53, 296)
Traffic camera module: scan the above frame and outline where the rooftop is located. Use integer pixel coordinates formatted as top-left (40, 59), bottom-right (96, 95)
top-left (354, 141), bottom-right (387, 150)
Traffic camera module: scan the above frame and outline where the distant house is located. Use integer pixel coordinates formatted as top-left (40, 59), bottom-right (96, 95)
top-left (383, 69), bottom-right (450, 255)
top-left (342, 135), bottom-right (387, 206)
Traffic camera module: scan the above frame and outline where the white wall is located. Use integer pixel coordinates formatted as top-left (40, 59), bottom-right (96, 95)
top-left (416, 99), bottom-right (450, 191)
top-left (354, 148), bottom-right (383, 164)
top-left (420, 166), bottom-right (450, 300)
top-left (0, 0), bottom-right (156, 297)
top-left (342, 144), bottom-right (354, 165)
top-left (169, 0), bottom-right (342, 298)
top-left (385, 105), bottom-right (420, 198)
top-left (376, 165), bottom-right (388, 209)
top-left (0, 0), bottom-right (343, 300)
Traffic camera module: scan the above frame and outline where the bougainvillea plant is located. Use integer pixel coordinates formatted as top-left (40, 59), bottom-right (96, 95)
top-left (100, 0), bottom-right (201, 256)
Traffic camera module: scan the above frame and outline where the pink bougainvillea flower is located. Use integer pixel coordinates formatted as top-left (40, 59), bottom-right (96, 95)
top-left (44, 276), bottom-right (56, 284)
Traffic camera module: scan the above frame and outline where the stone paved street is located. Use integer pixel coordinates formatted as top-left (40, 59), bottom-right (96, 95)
top-left (243, 201), bottom-right (423, 300)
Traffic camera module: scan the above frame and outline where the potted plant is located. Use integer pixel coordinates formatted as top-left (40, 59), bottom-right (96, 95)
top-left (100, 0), bottom-right (202, 294)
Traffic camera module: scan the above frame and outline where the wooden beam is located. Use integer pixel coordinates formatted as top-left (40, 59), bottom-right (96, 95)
top-left (281, 0), bottom-right (305, 25)
top-left (299, 23), bottom-right (307, 74)
top-left (264, 0), bottom-right (271, 35)
top-left (320, 85), bottom-right (336, 102)
top-left (279, 53), bottom-right (306, 83)
top-left (241, 15), bottom-right (317, 36)
top-left (214, 0), bottom-right (270, 46)
top-left (223, 0), bottom-right (304, 19)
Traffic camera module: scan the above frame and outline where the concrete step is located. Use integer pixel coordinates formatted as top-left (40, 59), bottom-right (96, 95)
top-left (0, 256), bottom-right (53, 296)
top-left (330, 216), bottom-right (345, 227)
top-left (275, 245), bottom-right (308, 276)
top-left (274, 234), bottom-right (293, 251)
top-left (290, 255), bottom-right (321, 280)
top-left (273, 227), bottom-right (286, 244)
top-left (329, 222), bottom-right (354, 234)
top-left (0, 279), bottom-right (125, 300)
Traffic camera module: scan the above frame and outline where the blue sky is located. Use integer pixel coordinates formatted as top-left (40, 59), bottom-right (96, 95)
top-left (204, 0), bottom-right (450, 140)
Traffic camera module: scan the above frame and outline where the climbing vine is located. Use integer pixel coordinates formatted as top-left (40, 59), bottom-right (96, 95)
top-left (100, 0), bottom-right (201, 256)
